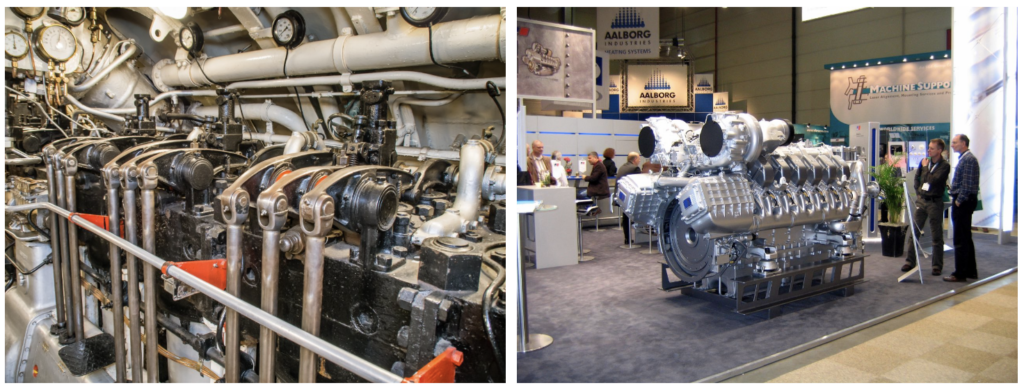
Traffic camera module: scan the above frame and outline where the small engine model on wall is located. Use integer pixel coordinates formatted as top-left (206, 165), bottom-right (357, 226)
top-left (618, 113), bottom-right (878, 317)
top-left (5, 6), bottom-right (507, 384)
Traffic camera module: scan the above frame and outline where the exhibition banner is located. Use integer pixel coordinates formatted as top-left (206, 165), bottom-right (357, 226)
top-left (517, 19), bottom-right (596, 103)
top-left (829, 59), bottom-right (952, 125)
top-left (951, 7), bottom-right (1017, 230)
top-left (694, 73), bottom-right (714, 94)
top-left (621, 61), bottom-right (692, 112)
top-left (595, 51), bottom-right (610, 111)
top-left (713, 92), bottom-right (729, 112)
top-left (596, 7), bottom-right (660, 59)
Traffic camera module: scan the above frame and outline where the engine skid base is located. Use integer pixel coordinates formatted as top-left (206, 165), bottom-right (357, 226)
top-left (679, 254), bottom-right (866, 318)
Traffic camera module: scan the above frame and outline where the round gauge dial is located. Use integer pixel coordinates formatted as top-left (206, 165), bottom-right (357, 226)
top-left (272, 10), bottom-right (305, 49)
top-left (64, 7), bottom-right (87, 26)
top-left (36, 25), bottom-right (77, 62)
top-left (6, 32), bottom-right (30, 60)
top-left (13, 7), bottom-right (46, 19)
top-left (400, 7), bottom-right (448, 27)
top-left (179, 22), bottom-right (204, 58)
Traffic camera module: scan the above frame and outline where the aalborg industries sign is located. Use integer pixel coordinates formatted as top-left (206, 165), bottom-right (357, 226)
top-left (597, 7), bottom-right (659, 59)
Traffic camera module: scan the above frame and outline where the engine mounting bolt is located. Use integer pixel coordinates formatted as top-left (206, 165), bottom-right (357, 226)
top-left (397, 287), bottom-right (417, 311)
top-left (437, 300), bottom-right (452, 322)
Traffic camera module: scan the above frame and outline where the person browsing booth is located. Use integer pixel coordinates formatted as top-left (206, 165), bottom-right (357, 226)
top-left (902, 138), bottom-right (950, 275)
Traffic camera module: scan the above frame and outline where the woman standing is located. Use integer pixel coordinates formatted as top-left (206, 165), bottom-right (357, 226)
top-left (602, 148), bottom-right (617, 177)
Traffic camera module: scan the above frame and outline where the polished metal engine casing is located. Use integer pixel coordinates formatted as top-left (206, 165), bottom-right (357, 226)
top-left (618, 113), bottom-right (877, 301)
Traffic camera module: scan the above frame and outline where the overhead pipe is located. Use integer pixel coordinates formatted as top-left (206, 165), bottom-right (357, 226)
top-left (240, 132), bottom-right (507, 166)
top-left (225, 72), bottom-right (504, 91)
top-left (412, 140), bottom-right (486, 243)
top-left (119, 163), bottom-right (144, 381)
top-left (3, 202), bottom-right (403, 384)
top-left (137, 163), bottom-right (160, 382)
top-left (194, 103), bottom-right (308, 133)
top-left (156, 13), bottom-right (505, 88)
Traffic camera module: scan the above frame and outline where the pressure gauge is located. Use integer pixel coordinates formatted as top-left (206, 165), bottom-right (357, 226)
top-left (12, 7), bottom-right (46, 20)
top-left (50, 7), bottom-right (87, 26)
top-left (179, 22), bottom-right (204, 58)
top-left (6, 32), bottom-right (30, 60)
top-left (400, 7), bottom-right (448, 27)
top-left (272, 10), bottom-right (306, 49)
top-left (35, 25), bottom-right (77, 62)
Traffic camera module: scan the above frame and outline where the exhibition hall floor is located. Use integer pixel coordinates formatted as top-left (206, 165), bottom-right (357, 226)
top-left (516, 228), bottom-right (1018, 383)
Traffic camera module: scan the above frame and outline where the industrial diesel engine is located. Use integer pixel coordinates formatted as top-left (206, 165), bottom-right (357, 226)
top-left (5, 7), bottom-right (506, 383)
top-left (617, 113), bottom-right (878, 315)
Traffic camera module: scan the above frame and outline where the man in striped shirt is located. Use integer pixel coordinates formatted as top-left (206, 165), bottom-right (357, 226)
top-left (944, 134), bottom-right (980, 282)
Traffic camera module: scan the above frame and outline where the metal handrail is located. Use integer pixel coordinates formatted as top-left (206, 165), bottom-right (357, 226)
top-left (4, 202), bottom-right (403, 383)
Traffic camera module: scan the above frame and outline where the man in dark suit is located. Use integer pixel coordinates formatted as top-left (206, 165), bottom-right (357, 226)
top-left (616, 152), bottom-right (642, 244)
top-left (903, 139), bottom-right (951, 275)
top-left (526, 140), bottom-right (552, 186)
top-left (944, 134), bottom-right (980, 282)
top-left (582, 151), bottom-right (609, 199)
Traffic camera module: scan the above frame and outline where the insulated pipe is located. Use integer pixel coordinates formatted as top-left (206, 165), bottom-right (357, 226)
top-left (157, 14), bottom-right (505, 88)
top-left (120, 165), bottom-right (144, 381)
top-left (412, 140), bottom-right (485, 243)
top-left (62, 157), bottom-right (86, 342)
top-left (2, 202), bottom-right (404, 384)
top-left (194, 103), bottom-right (307, 133)
top-left (103, 167), bottom-right (127, 382)
top-left (138, 164), bottom-right (160, 383)
top-left (70, 43), bottom-right (138, 93)
top-left (225, 73), bottom-right (504, 91)
top-left (240, 132), bottom-right (508, 166)
top-left (66, 96), bottom-right (127, 122)
top-left (43, 150), bottom-right (68, 332)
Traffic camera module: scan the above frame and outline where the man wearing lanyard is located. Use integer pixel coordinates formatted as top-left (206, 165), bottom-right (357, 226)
top-left (945, 134), bottom-right (980, 282)
top-left (902, 139), bottom-right (950, 275)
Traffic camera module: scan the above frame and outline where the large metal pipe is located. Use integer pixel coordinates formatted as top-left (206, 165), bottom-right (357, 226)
top-left (104, 167), bottom-right (127, 382)
top-left (224, 72), bottom-right (505, 91)
top-left (412, 140), bottom-right (486, 243)
top-left (42, 151), bottom-right (68, 332)
top-left (66, 96), bottom-right (127, 122)
top-left (157, 13), bottom-right (504, 88)
top-left (138, 164), bottom-right (160, 382)
top-left (62, 157), bottom-right (86, 342)
top-left (195, 103), bottom-right (308, 133)
top-left (3, 202), bottom-right (403, 383)
top-left (120, 165), bottom-right (144, 381)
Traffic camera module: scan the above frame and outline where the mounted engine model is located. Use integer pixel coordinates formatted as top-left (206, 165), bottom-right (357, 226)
top-left (6, 6), bottom-right (506, 384)
top-left (618, 113), bottom-right (878, 316)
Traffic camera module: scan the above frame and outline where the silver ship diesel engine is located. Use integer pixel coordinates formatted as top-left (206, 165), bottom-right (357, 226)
top-left (617, 113), bottom-right (878, 315)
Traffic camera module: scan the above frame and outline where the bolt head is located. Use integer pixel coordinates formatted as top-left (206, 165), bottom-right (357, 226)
top-left (437, 300), bottom-right (453, 322)
top-left (397, 287), bottom-right (417, 311)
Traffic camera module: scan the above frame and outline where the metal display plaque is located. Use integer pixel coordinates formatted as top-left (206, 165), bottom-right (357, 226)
top-left (621, 59), bottom-right (694, 113)
top-left (517, 18), bottom-right (596, 104)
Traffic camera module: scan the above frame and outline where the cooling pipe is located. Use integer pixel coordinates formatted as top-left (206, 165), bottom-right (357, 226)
top-left (411, 140), bottom-right (486, 243)
top-left (194, 103), bottom-right (308, 133)
top-left (156, 13), bottom-right (505, 88)
top-left (70, 42), bottom-right (138, 93)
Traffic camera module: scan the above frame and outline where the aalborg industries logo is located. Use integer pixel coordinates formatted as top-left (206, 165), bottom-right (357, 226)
top-left (697, 77), bottom-right (712, 88)
top-left (715, 96), bottom-right (727, 106)
top-left (640, 68), bottom-right (675, 101)
top-left (611, 8), bottom-right (646, 29)
top-left (606, 8), bottom-right (652, 40)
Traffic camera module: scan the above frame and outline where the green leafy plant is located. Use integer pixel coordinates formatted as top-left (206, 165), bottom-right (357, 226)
top-left (869, 154), bottom-right (905, 224)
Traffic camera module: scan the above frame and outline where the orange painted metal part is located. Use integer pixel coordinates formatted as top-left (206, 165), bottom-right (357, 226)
top-left (402, 347), bottom-right (463, 383)
top-left (68, 212), bottom-right (125, 238)
top-left (275, 169), bottom-right (293, 182)
top-left (160, 259), bottom-right (228, 290)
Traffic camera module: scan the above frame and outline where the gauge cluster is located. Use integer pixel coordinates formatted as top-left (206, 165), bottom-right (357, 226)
top-left (6, 6), bottom-right (88, 75)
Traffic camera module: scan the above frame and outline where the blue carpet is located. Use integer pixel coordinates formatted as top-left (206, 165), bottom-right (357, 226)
top-left (516, 229), bottom-right (1018, 382)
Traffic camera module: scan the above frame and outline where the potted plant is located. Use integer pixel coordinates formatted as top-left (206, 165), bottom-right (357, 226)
top-left (870, 154), bottom-right (908, 257)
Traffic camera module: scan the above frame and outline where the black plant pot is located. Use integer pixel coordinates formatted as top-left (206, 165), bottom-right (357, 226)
top-left (879, 223), bottom-right (909, 257)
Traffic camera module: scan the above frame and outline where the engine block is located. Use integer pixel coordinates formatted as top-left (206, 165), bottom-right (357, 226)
top-left (619, 113), bottom-right (878, 313)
